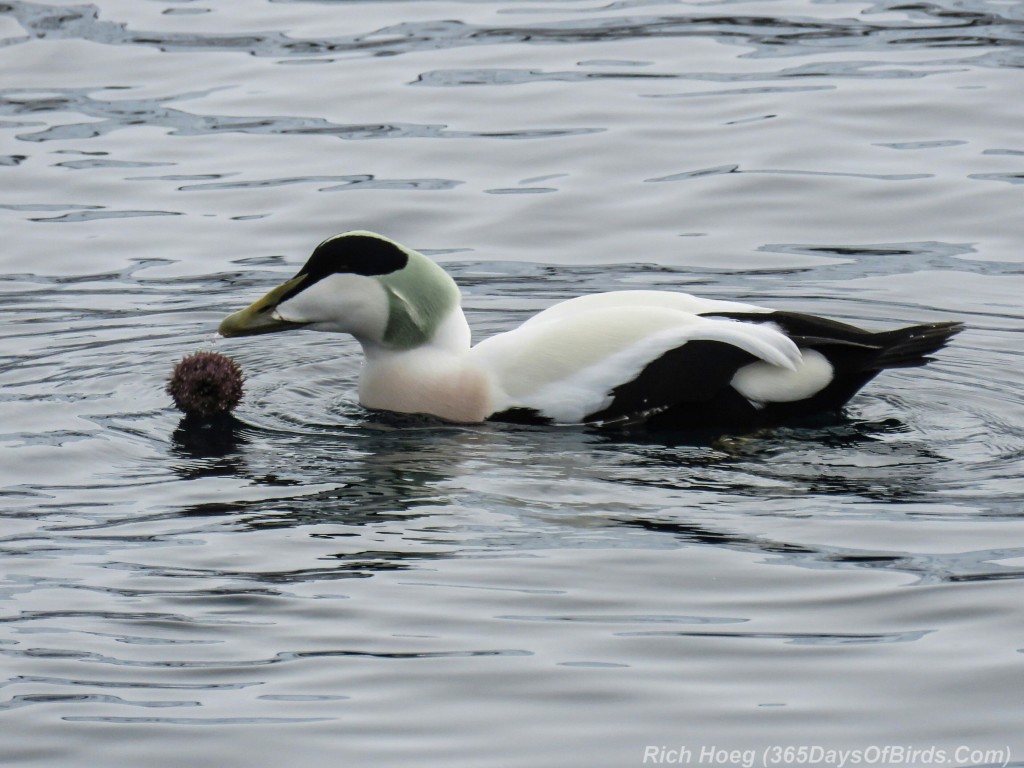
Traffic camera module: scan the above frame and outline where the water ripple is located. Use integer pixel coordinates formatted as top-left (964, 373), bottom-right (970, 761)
top-left (616, 629), bottom-right (933, 645)
top-left (173, 175), bottom-right (463, 192)
top-left (3, 1), bottom-right (1022, 62)
top-left (0, 87), bottom-right (600, 143)
top-left (0, 693), bottom-right (200, 711)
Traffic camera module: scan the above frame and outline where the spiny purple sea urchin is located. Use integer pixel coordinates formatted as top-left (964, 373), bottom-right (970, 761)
top-left (167, 351), bottom-right (244, 417)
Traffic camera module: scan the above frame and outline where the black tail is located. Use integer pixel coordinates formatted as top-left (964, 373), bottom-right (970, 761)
top-left (869, 321), bottom-right (965, 370)
top-left (695, 310), bottom-right (965, 422)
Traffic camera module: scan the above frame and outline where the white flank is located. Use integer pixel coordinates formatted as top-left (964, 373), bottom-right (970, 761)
top-left (731, 348), bottom-right (834, 404)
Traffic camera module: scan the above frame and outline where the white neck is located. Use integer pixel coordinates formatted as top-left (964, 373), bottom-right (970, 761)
top-left (357, 308), bottom-right (496, 422)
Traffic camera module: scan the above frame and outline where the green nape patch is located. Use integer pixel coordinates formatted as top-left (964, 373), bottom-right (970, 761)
top-left (380, 247), bottom-right (461, 349)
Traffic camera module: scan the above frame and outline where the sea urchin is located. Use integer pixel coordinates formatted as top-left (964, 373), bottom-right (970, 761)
top-left (167, 351), bottom-right (244, 418)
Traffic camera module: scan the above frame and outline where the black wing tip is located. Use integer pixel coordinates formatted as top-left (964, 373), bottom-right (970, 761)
top-left (873, 320), bottom-right (965, 369)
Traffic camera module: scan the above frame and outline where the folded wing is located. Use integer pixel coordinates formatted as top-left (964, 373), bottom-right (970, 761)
top-left (472, 305), bottom-right (803, 425)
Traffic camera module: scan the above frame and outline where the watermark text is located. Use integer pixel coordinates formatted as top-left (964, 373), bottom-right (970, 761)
top-left (641, 744), bottom-right (1012, 768)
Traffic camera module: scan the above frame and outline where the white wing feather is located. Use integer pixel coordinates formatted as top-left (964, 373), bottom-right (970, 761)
top-left (521, 290), bottom-right (770, 329)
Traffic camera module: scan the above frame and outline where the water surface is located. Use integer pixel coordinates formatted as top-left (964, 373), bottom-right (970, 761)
top-left (2, 0), bottom-right (1023, 766)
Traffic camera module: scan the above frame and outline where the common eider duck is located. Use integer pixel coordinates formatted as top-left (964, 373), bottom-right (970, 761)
top-left (219, 231), bottom-right (963, 430)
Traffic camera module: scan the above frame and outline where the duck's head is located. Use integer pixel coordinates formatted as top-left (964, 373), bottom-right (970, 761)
top-left (219, 231), bottom-right (462, 350)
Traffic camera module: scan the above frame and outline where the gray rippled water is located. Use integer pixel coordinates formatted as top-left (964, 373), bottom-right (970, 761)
top-left (1, 0), bottom-right (1023, 766)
